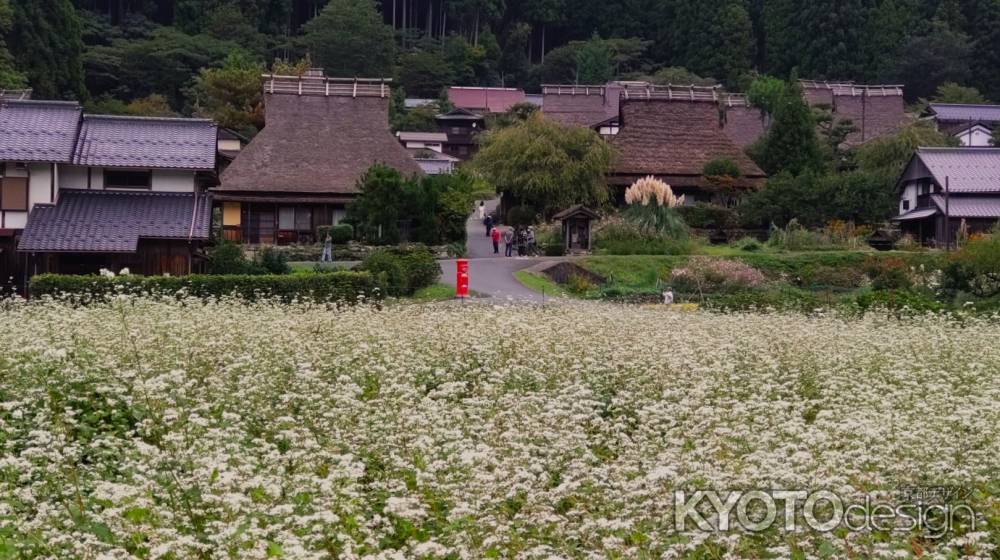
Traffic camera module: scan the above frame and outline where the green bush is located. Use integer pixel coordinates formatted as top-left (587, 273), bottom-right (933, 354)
top-left (797, 264), bottom-right (867, 290)
top-left (942, 235), bottom-right (1000, 298)
top-left (542, 243), bottom-right (565, 257)
top-left (358, 246), bottom-right (440, 296)
top-left (207, 242), bottom-right (265, 275)
top-left (703, 287), bottom-right (823, 312)
top-left (258, 246), bottom-right (291, 275)
top-left (29, 272), bottom-right (383, 303)
top-left (318, 223), bottom-right (354, 244)
top-left (731, 237), bottom-right (763, 252)
top-left (862, 255), bottom-right (912, 290)
top-left (853, 289), bottom-right (943, 314)
top-left (677, 203), bottom-right (738, 230)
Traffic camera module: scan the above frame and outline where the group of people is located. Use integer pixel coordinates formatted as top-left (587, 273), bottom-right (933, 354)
top-left (478, 201), bottom-right (537, 257)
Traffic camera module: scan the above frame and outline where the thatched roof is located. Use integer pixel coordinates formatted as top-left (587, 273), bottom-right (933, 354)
top-left (611, 98), bottom-right (766, 189)
top-left (217, 78), bottom-right (422, 196)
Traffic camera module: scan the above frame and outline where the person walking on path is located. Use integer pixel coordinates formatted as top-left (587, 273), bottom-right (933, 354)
top-left (502, 228), bottom-right (514, 257)
top-left (485, 214), bottom-right (493, 236)
top-left (491, 226), bottom-right (501, 254)
top-left (477, 201), bottom-right (485, 220)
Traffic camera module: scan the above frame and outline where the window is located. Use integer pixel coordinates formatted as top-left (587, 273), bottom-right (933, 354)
top-left (278, 206), bottom-right (296, 230)
top-left (105, 170), bottom-right (151, 189)
top-left (0, 177), bottom-right (28, 211)
top-left (902, 200), bottom-right (910, 211)
top-left (294, 206), bottom-right (312, 231)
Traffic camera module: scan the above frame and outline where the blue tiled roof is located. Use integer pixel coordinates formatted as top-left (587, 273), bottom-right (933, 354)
top-left (17, 189), bottom-right (212, 253)
top-left (0, 100), bottom-right (81, 162)
top-left (74, 115), bottom-right (217, 170)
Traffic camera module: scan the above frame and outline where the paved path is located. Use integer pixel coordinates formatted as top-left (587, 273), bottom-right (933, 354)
top-left (437, 199), bottom-right (553, 302)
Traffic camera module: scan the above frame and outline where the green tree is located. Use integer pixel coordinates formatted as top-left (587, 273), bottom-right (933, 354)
top-left (398, 50), bottom-right (455, 98)
top-left (930, 82), bottom-right (988, 104)
top-left (639, 66), bottom-right (715, 86)
top-left (303, 0), bottom-right (395, 78)
top-left (0, 0), bottom-right (25, 88)
top-left (9, 0), bottom-right (87, 99)
top-left (894, 21), bottom-right (972, 102)
top-left (576, 33), bottom-right (614, 84)
top-left (472, 113), bottom-right (615, 216)
top-left (191, 51), bottom-right (264, 136)
top-left (748, 79), bottom-right (823, 176)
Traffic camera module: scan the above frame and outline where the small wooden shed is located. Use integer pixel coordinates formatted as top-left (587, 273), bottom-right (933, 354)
top-left (553, 205), bottom-right (599, 253)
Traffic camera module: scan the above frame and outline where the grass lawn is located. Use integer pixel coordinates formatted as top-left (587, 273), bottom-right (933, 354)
top-left (409, 283), bottom-right (459, 302)
top-left (514, 270), bottom-right (571, 297)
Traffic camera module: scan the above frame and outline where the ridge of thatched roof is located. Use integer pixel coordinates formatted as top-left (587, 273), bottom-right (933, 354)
top-left (611, 98), bottom-right (766, 187)
top-left (217, 88), bottom-right (422, 196)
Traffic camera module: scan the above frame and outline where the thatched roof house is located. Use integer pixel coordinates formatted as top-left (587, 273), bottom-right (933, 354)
top-left (214, 74), bottom-right (422, 244)
top-left (609, 85), bottom-right (766, 203)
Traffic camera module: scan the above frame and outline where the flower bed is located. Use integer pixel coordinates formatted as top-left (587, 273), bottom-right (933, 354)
top-left (0, 299), bottom-right (996, 558)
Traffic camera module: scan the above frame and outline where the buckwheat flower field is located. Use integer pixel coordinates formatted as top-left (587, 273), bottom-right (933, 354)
top-left (1, 297), bottom-right (998, 559)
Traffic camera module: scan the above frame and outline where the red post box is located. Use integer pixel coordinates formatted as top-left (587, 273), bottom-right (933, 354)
top-left (456, 259), bottom-right (469, 298)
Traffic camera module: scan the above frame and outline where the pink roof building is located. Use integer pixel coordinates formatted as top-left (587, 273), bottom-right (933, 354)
top-left (447, 87), bottom-right (526, 114)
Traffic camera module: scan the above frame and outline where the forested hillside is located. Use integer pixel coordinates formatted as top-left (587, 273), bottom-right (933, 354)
top-left (0, 0), bottom-right (997, 126)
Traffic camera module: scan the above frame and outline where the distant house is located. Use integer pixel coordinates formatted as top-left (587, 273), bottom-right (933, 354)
top-left (609, 85), bottom-right (767, 204)
top-left (396, 132), bottom-right (458, 175)
top-left (799, 80), bottom-right (910, 145)
top-left (721, 94), bottom-right (768, 148)
top-left (0, 100), bottom-right (217, 280)
top-left (216, 128), bottom-right (247, 173)
top-left (435, 108), bottom-right (484, 160)
top-left (893, 147), bottom-right (1000, 245)
top-left (925, 103), bottom-right (1000, 146)
top-left (408, 149), bottom-right (459, 175)
top-left (541, 84), bottom-right (622, 137)
top-left (447, 87), bottom-right (526, 114)
top-left (397, 131), bottom-right (448, 153)
top-left (214, 74), bottom-right (422, 245)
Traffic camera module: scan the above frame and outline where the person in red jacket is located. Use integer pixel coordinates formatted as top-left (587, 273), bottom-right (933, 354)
top-left (491, 226), bottom-right (501, 254)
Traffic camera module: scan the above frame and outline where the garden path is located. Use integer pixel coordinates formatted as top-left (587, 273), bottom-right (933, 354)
top-left (437, 199), bottom-right (551, 301)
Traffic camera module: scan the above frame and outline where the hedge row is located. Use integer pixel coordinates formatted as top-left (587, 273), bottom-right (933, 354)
top-left (29, 272), bottom-right (383, 303)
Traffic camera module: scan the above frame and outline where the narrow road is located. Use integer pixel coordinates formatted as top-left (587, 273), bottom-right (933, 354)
top-left (438, 199), bottom-right (551, 302)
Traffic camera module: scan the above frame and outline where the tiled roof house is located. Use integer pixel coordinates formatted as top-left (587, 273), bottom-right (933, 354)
top-left (215, 74), bottom-right (422, 245)
top-left (447, 87), bottom-right (526, 114)
top-left (0, 99), bottom-right (217, 284)
top-left (893, 147), bottom-right (1000, 245)
top-left (926, 103), bottom-right (1000, 146)
top-left (609, 85), bottom-right (766, 203)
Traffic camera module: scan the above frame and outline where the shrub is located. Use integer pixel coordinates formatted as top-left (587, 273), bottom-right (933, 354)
top-left (29, 272), bottom-right (382, 303)
top-left (704, 287), bottom-right (823, 312)
top-left (207, 242), bottom-right (265, 275)
top-left (358, 246), bottom-right (440, 296)
top-left (731, 237), bottom-right (763, 252)
top-left (854, 289), bottom-right (943, 314)
top-left (669, 257), bottom-right (766, 295)
top-left (258, 246), bottom-right (291, 275)
top-left (943, 234), bottom-right (1000, 298)
top-left (318, 223), bottom-right (355, 244)
top-left (862, 256), bottom-right (912, 290)
top-left (593, 218), bottom-right (694, 255)
top-left (797, 264), bottom-right (867, 290)
top-left (677, 203), bottom-right (738, 230)
top-left (566, 274), bottom-right (594, 294)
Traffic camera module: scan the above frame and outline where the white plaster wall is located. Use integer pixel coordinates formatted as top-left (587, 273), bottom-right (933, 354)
top-left (27, 163), bottom-right (52, 207)
top-left (4, 212), bottom-right (26, 229)
top-left (152, 169), bottom-right (195, 192)
top-left (59, 165), bottom-right (89, 190)
top-left (899, 183), bottom-right (918, 214)
top-left (957, 128), bottom-right (993, 147)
